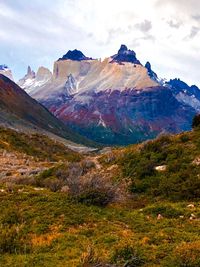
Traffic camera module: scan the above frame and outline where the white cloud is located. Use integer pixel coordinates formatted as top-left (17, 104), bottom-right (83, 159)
top-left (0, 0), bottom-right (199, 87)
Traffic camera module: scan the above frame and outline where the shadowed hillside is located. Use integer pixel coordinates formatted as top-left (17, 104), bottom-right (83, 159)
top-left (0, 74), bottom-right (97, 148)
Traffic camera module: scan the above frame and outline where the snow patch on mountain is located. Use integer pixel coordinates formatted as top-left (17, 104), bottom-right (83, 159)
top-left (18, 66), bottom-right (52, 94)
top-left (176, 92), bottom-right (200, 111)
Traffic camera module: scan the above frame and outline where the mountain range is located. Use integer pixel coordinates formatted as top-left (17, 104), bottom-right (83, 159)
top-left (18, 45), bottom-right (199, 145)
top-left (2, 45), bottom-right (200, 145)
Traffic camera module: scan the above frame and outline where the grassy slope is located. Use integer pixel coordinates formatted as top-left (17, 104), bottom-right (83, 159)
top-left (1, 127), bottom-right (200, 266)
top-left (108, 128), bottom-right (200, 201)
top-left (0, 127), bottom-right (82, 162)
top-left (0, 187), bottom-right (200, 267)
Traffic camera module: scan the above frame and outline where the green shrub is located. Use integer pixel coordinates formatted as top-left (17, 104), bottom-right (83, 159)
top-left (111, 245), bottom-right (145, 266)
top-left (165, 242), bottom-right (200, 267)
top-left (192, 114), bottom-right (200, 128)
top-left (0, 225), bottom-right (31, 254)
top-left (2, 209), bottom-right (22, 225)
top-left (180, 134), bottom-right (190, 143)
top-left (39, 167), bottom-right (55, 179)
top-left (144, 205), bottom-right (182, 218)
top-left (142, 135), bottom-right (172, 154)
top-left (76, 189), bottom-right (112, 207)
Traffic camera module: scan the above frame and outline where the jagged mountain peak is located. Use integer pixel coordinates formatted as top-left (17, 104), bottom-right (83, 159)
top-left (18, 66), bottom-right (52, 94)
top-left (145, 61), bottom-right (151, 71)
top-left (145, 61), bottom-right (158, 81)
top-left (59, 49), bottom-right (93, 61)
top-left (167, 78), bottom-right (190, 89)
top-left (26, 66), bottom-right (35, 79)
top-left (111, 44), bottom-right (141, 64)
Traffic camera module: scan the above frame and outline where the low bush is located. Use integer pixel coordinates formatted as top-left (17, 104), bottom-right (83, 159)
top-left (0, 225), bottom-right (31, 254)
top-left (192, 114), bottom-right (200, 128)
top-left (111, 245), bottom-right (145, 266)
top-left (165, 241), bottom-right (200, 267)
top-left (144, 204), bottom-right (182, 218)
top-left (2, 209), bottom-right (22, 225)
top-left (76, 189), bottom-right (112, 207)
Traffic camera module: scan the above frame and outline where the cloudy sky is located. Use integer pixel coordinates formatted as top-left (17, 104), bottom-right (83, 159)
top-left (0, 0), bottom-right (200, 86)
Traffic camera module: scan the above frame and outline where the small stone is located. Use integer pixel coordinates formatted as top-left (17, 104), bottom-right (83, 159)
top-left (187, 204), bottom-right (195, 208)
top-left (60, 185), bottom-right (70, 193)
top-left (34, 187), bottom-right (44, 191)
top-left (157, 214), bottom-right (163, 220)
top-left (189, 214), bottom-right (196, 220)
top-left (155, 165), bottom-right (167, 171)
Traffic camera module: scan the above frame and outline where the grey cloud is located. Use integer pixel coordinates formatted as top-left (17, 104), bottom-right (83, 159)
top-left (167, 20), bottom-right (182, 29)
top-left (189, 26), bottom-right (200, 38)
top-left (183, 26), bottom-right (200, 41)
top-left (155, 0), bottom-right (200, 20)
top-left (156, 0), bottom-right (200, 9)
top-left (130, 34), bottom-right (156, 49)
top-left (135, 20), bottom-right (152, 33)
top-left (192, 14), bottom-right (200, 21)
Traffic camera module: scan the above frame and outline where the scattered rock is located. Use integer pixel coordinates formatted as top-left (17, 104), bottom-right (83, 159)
top-left (187, 204), bottom-right (195, 208)
top-left (34, 187), bottom-right (44, 191)
top-left (107, 165), bottom-right (118, 171)
top-left (157, 214), bottom-right (163, 220)
top-left (189, 214), bottom-right (196, 220)
top-left (192, 157), bottom-right (200, 165)
top-left (155, 165), bottom-right (167, 171)
top-left (60, 185), bottom-right (70, 193)
top-left (18, 188), bottom-right (24, 192)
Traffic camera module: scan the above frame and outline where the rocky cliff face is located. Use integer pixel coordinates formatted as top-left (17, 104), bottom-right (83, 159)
top-left (19, 45), bottom-right (198, 145)
top-left (45, 86), bottom-right (194, 145)
top-left (166, 78), bottom-right (200, 112)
